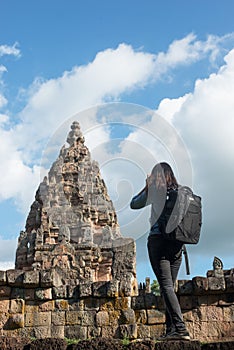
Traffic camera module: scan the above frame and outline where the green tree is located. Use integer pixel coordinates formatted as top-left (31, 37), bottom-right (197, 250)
top-left (151, 279), bottom-right (161, 295)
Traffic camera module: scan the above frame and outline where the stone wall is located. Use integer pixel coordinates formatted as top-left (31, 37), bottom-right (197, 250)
top-left (0, 266), bottom-right (233, 342)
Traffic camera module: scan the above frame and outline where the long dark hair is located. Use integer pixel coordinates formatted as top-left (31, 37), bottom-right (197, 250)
top-left (150, 162), bottom-right (178, 190)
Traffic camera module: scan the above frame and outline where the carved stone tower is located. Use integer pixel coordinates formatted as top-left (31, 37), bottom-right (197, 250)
top-left (15, 121), bottom-right (137, 296)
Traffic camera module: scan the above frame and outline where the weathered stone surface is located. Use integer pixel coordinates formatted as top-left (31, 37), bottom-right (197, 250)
top-left (96, 311), bottom-right (109, 326)
top-left (23, 271), bottom-right (40, 288)
top-left (13, 122), bottom-right (137, 297)
top-left (5, 314), bottom-right (24, 329)
top-left (0, 285), bottom-right (11, 297)
top-left (35, 288), bottom-right (52, 300)
top-left (178, 280), bottom-right (194, 295)
top-left (7, 270), bottom-right (24, 287)
top-left (119, 323), bottom-right (138, 339)
top-left (120, 308), bottom-right (136, 324)
top-left (25, 311), bottom-right (51, 327)
top-left (30, 338), bottom-right (67, 350)
top-left (146, 309), bottom-right (165, 324)
top-left (0, 336), bottom-right (30, 350)
top-left (51, 311), bottom-right (66, 326)
top-left (0, 271), bottom-right (6, 286)
top-left (192, 277), bottom-right (209, 294)
top-left (208, 277), bottom-right (226, 292)
top-left (135, 310), bottom-right (147, 324)
top-left (9, 299), bottom-right (24, 314)
top-left (64, 325), bottom-right (87, 339)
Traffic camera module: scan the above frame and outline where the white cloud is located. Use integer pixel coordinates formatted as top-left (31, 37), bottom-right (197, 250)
top-left (152, 49), bottom-right (234, 266)
top-left (154, 33), bottom-right (234, 78)
top-left (0, 42), bottom-right (20, 58)
top-left (0, 261), bottom-right (15, 271)
top-left (0, 236), bottom-right (17, 266)
top-left (0, 127), bottom-right (41, 212)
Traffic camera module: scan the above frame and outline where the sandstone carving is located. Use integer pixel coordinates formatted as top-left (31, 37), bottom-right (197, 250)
top-left (15, 121), bottom-right (137, 295)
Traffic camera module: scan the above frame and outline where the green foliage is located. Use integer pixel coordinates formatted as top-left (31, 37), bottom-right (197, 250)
top-left (151, 279), bottom-right (160, 295)
top-left (64, 337), bottom-right (80, 345)
top-left (122, 336), bottom-right (130, 346)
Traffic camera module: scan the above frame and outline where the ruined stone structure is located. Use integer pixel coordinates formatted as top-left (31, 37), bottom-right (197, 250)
top-left (0, 122), bottom-right (233, 342)
top-left (15, 121), bottom-right (138, 294)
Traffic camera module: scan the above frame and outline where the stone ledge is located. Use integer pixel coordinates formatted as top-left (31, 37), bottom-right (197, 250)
top-left (0, 337), bottom-right (234, 350)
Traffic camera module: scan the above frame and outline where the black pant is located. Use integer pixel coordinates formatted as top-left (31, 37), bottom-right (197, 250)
top-left (147, 234), bottom-right (186, 333)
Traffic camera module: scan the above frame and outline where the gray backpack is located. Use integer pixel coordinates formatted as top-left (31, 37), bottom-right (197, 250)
top-left (162, 186), bottom-right (202, 245)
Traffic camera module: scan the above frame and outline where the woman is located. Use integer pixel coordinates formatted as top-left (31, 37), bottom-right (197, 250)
top-left (130, 162), bottom-right (190, 341)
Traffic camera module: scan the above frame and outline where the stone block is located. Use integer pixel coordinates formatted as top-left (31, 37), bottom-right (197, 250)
top-left (101, 325), bottom-right (119, 338)
top-left (24, 302), bottom-right (38, 313)
top-left (99, 299), bottom-right (115, 312)
top-left (40, 269), bottom-right (62, 288)
top-left (206, 305), bottom-right (223, 322)
top-left (7, 269), bottom-right (24, 287)
top-left (92, 281), bottom-right (108, 297)
top-left (183, 310), bottom-right (194, 322)
top-left (208, 276), bottom-right (225, 292)
top-left (135, 310), bottom-right (147, 324)
top-left (0, 311), bottom-right (8, 330)
top-left (87, 325), bottom-right (101, 338)
top-left (120, 308), bottom-right (136, 324)
top-left (84, 297), bottom-right (99, 311)
top-left (9, 299), bottom-right (25, 314)
top-left (180, 295), bottom-right (194, 310)
top-left (79, 282), bottom-right (92, 297)
top-left (67, 285), bottom-right (79, 299)
top-left (52, 311), bottom-right (66, 325)
top-left (146, 309), bottom-right (165, 324)
top-left (197, 295), bottom-right (208, 306)
top-left (34, 326), bottom-right (51, 338)
top-left (66, 310), bottom-right (96, 327)
top-left (108, 310), bottom-right (121, 326)
top-left (51, 325), bottom-right (65, 338)
top-left (64, 325), bottom-right (87, 340)
top-left (35, 288), bottom-right (52, 300)
top-left (24, 288), bottom-right (35, 301)
top-left (145, 293), bottom-right (158, 309)
top-left (40, 270), bottom-right (54, 287)
top-left (96, 311), bottom-right (109, 326)
top-left (119, 274), bottom-right (137, 297)
top-left (191, 306), bottom-right (207, 321)
top-left (149, 324), bottom-right (164, 340)
top-left (55, 299), bottom-right (69, 311)
top-left (25, 311), bottom-right (51, 327)
top-left (6, 314), bottom-right (24, 329)
top-left (23, 270), bottom-right (40, 288)
top-left (52, 285), bottom-right (67, 299)
top-left (38, 300), bottom-right (54, 312)
top-left (106, 279), bottom-right (119, 297)
top-left (0, 271), bottom-right (6, 285)
top-left (207, 294), bottom-right (221, 305)
top-left (223, 305), bottom-right (234, 322)
top-left (0, 285), bottom-right (11, 298)
top-left (192, 276), bottom-right (209, 295)
top-left (66, 310), bottom-right (82, 325)
top-left (225, 274), bottom-right (234, 292)
top-left (137, 324), bottom-right (151, 339)
top-left (177, 280), bottom-right (193, 295)
top-left (0, 299), bottom-right (9, 313)
top-left (115, 297), bottom-right (131, 310)
top-left (131, 295), bottom-right (145, 310)
top-left (11, 287), bottom-right (24, 299)
top-left (119, 323), bottom-right (138, 340)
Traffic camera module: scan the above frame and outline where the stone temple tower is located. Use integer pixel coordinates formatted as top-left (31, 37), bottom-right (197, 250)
top-left (15, 121), bottom-right (137, 296)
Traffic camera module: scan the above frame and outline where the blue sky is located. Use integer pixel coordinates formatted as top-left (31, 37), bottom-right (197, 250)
top-left (0, 1), bottom-right (234, 281)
